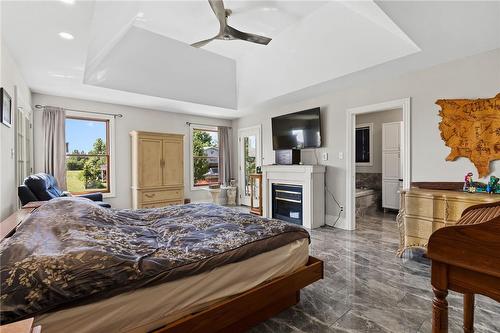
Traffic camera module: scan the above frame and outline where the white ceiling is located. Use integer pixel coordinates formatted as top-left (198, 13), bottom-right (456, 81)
top-left (85, 26), bottom-right (238, 109)
top-left (83, 0), bottom-right (418, 110)
top-left (2, 1), bottom-right (499, 118)
top-left (134, 1), bottom-right (328, 60)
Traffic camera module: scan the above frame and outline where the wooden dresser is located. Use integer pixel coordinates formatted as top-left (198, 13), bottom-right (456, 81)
top-left (397, 188), bottom-right (500, 256)
top-left (130, 131), bottom-right (184, 209)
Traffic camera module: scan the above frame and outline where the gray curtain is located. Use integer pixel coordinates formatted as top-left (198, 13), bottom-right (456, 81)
top-left (218, 126), bottom-right (232, 185)
top-left (43, 106), bottom-right (67, 190)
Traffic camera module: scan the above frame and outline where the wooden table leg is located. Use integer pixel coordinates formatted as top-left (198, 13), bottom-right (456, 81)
top-left (463, 293), bottom-right (475, 333)
top-left (432, 287), bottom-right (449, 333)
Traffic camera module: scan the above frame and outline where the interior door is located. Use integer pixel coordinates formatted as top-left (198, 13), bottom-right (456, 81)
top-left (163, 138), bottom-right (183, 186)
top-left (238, 126), bottom-right (261, 206)
top-left (24, 115), bottom-right (33, 178)
top-left (139, 137), bottom-right (163, 188)
top-left (16, 107), bottom-right (25, 186)
top-left (15, 104), bottom-right (33, 189)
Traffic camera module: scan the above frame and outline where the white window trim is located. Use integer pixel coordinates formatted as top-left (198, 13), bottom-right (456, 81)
top-left (189, 124), bottom-right (218, 191)
top-left (355, 123), bottom-right (373, 167)
top-left (66, 111), bottom-right (116, 198)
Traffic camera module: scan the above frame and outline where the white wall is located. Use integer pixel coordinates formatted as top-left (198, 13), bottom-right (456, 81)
top-left (32, 93), bottom-right (232, 209)
top-left (232, 48), bottom-right (500, 225)
top-left (0, 41), bottom-right (32, 219)
top-left (356, 109), bottom-right (402, 174)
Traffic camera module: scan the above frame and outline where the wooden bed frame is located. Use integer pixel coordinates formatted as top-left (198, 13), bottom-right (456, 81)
top-left (1, 202), bottom-right (324, 333)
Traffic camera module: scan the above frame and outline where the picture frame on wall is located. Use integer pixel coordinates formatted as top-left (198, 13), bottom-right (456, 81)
top-left (1, 88), bottom-right (12, 127)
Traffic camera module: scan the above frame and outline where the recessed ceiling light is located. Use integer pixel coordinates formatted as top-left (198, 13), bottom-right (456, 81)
top-left (60, 0), bottom-right (75, 4)
top-left (262, 7), bottom-right (278, 12)
top-left (50, 73), bottom-right (75, 79)
top-left (58, 32), bottom-right (74, 40)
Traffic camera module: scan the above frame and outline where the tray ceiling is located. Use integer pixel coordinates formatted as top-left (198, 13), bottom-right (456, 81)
top-left (2, 1), bottom-right (499, 117)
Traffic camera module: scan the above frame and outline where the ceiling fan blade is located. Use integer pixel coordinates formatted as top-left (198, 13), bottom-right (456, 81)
top-left (208, 0), bottom-right (227, 31)
top-left (226, 26), bottom-right (272, 45)
top-left (191, 37), bottom-right (217, 48)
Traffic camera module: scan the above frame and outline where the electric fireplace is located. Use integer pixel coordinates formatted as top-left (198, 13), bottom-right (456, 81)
top-left (272, 183), bottom-right (303, 225)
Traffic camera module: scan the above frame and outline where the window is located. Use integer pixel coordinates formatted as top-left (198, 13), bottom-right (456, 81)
top-left (190, 125), bottom-right (219, 188)
top-left (65, 112), bottom-right (115, 195)
top-left (355, 123), bottom-right (373, 166)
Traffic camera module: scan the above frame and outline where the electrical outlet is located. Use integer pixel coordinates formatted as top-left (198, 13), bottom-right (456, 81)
top-left (322, 152), bottom-right (328, 161)
top-left (338, 152), bottom-right (344, 160)
top-left (340, 206), bottom-right (344, 212)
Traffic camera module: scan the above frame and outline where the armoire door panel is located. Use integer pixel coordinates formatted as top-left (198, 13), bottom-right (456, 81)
top-left (163, 140), bottom-right (183, 186)
top-left (383, 151), bottom-right (400, 179)
top-left (382, 122), bottom-right (400, 151)
top-left (383, 180), bottom-right (400, 210)
top-left (139, 138), bottom-right (163, 188)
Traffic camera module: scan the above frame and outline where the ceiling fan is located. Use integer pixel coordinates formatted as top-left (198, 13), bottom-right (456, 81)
top-left (191, 0), bottom-right (272, 48)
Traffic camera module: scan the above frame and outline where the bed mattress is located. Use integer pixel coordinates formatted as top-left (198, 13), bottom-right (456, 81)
top-left (1, 198), bottom-right (309, 326)
top-left (35, 238), bottom-right (308, 333)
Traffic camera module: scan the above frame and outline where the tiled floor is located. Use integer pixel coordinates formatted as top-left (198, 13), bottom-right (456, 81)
top-left (248, 211), bottom-right (500, 333)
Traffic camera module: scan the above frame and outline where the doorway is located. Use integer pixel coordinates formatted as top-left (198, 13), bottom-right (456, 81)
top-left (346, 98), bottom-right (411, 230)
top-left (15, 90), bottom-right (34, 208)
top-left (238, 125), bottom-right (261, 206)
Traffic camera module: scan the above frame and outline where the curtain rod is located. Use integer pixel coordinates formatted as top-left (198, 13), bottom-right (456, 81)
top-left (34, 104), bottom-right (123, 118)
top-left (186, 121), bottom-right (231, 129)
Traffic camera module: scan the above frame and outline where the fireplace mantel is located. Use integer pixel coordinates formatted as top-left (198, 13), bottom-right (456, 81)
top-left (261, 165), bottom-right (325, 229)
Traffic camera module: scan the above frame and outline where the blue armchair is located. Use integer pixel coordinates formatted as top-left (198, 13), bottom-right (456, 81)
top-left (18, 173), bottom-right (111, 208)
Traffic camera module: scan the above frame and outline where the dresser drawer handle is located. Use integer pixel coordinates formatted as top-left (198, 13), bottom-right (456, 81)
top-left (145, 193), bottom-right (156, 198)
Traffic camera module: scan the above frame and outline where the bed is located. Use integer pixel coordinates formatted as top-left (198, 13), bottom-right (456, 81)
top-left (0, 198), bottom-right (323, 333)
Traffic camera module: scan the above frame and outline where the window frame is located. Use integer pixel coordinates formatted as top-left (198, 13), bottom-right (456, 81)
top-left (65, 111), bottom-right (116, 197)
top-left (189, 124), bottom-right (219, 190)
top-left (355, 123), bottom-right (373, 167)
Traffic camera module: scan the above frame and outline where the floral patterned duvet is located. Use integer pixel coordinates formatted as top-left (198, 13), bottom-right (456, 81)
top-left (0, 197), bottom-right (309, 324)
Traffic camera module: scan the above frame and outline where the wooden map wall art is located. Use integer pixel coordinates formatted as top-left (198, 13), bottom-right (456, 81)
top-left (437, 93), bottom-right (500, 178)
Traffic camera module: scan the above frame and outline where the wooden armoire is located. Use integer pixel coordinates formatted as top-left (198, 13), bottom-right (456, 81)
top-left (130, 131), bottom-right (184, 209)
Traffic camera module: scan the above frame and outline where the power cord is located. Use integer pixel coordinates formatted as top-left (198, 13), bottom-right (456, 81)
top-left (313, 149), bottom-right (343, 228)
top-left (325, 186), bottom-right (342, 227)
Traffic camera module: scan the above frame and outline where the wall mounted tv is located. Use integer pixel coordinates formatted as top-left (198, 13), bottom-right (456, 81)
top-left (272, 107), bottom-right (322, 150)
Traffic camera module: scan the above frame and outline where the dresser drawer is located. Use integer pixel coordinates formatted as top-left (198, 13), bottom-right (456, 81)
top-left (140, 200), bottom-right (183, 209)
top-left (445, 199), bottom-right (489, 223)
top-left (404, 216), bottom-right (446, 239)
top-left (141, 189), bottom-right (183, 203)
top-left (405, 196), bottom-right (446, 220)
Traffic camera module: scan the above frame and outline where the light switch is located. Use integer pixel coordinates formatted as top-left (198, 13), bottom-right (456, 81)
top-left (322, 152), bottom-right (328, 161)
top-left (338, 152), bottom-right (344, 160)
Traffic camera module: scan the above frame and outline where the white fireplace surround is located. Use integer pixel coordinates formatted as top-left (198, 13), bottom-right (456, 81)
top-left (261, 165), bottom-right (325, 229)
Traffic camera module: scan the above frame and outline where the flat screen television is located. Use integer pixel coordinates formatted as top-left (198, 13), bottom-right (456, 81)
top-left (272, 107), bottom-right (321, 150)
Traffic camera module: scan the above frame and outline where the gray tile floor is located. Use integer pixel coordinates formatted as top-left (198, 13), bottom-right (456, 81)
top-left (248, 211), bottom-right (500, 333)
